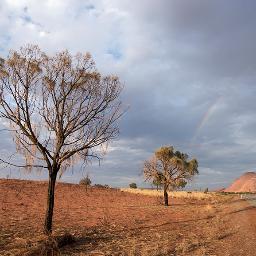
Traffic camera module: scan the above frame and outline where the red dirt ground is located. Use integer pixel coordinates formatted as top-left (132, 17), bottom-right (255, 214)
top-left (0, 179), bottom-right (256, 256)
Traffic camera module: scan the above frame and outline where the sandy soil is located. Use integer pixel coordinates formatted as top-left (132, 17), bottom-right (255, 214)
top-left (0, 179), bottom-right (256, 255)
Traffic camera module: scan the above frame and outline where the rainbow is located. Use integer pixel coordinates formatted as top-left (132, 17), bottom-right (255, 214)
top-left (191, 96), bottom-right (222, 144)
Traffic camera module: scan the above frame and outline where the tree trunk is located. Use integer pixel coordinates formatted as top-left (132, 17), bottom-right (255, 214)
top-left (44, 170), bottom-right (57, 234)
top-left (164, 186), bottom-right (168, 206)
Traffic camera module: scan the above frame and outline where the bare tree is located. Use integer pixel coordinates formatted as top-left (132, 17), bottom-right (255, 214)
top-left (0, 45), bottom-right (123, 234)
top-left (144, 146), bottom-right (198, 206)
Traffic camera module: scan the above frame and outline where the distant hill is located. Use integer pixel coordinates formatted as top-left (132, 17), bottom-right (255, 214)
top-left (224, 172), bottom-right (256, 193)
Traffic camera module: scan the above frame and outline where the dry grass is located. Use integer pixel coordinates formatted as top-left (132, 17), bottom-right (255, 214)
top-left (120, 188), bottom-right (217, 200)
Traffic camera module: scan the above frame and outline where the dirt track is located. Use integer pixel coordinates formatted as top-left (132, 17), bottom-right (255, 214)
top-left (224, 197), bottom-right (256, 256)
top-left (0, 179), bottom-right (256, 255)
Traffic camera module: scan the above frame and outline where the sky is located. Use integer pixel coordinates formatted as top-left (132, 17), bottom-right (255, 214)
top-left (1, 0), bottom-right (256, 189)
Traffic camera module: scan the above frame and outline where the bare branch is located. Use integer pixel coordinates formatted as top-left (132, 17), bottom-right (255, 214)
top-left (0, 158), bottom-right (47, 169)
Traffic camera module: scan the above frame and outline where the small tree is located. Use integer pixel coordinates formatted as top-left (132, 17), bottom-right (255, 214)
top-left (144, 146), bottom-right (198, 206)
top-left (0, 45), bottom-right (123, 234)
top-left (79, 174), bottom-right (92, 192)
top-left (129, 182), bottom-right (137, 189)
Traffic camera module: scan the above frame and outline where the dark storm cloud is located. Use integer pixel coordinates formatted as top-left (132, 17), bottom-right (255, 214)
top-left (124, 0), bottom-right (256, 79)
top-left (108, 0), bottom-right (256, 188)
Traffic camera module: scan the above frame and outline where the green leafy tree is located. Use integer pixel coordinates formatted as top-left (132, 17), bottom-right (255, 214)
top-left (144, 146), bottom-right (198, 206)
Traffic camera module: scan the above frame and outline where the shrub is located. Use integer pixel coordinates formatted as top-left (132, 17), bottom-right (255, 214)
top-left (94, 184), bottom-right (110, 189)
top-left (79, 175), bottom-right (92, 192)
top-left (79, 176), bottom-right (92, 186)
top-left (129, 183), bottom-right (137, 189)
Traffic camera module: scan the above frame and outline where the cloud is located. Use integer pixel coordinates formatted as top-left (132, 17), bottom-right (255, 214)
top-left (1, 0), bottom-right (256, 189)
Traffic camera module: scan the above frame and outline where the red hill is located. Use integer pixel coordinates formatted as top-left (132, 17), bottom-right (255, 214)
top-left (224, 172), bottom-right (256, 193)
